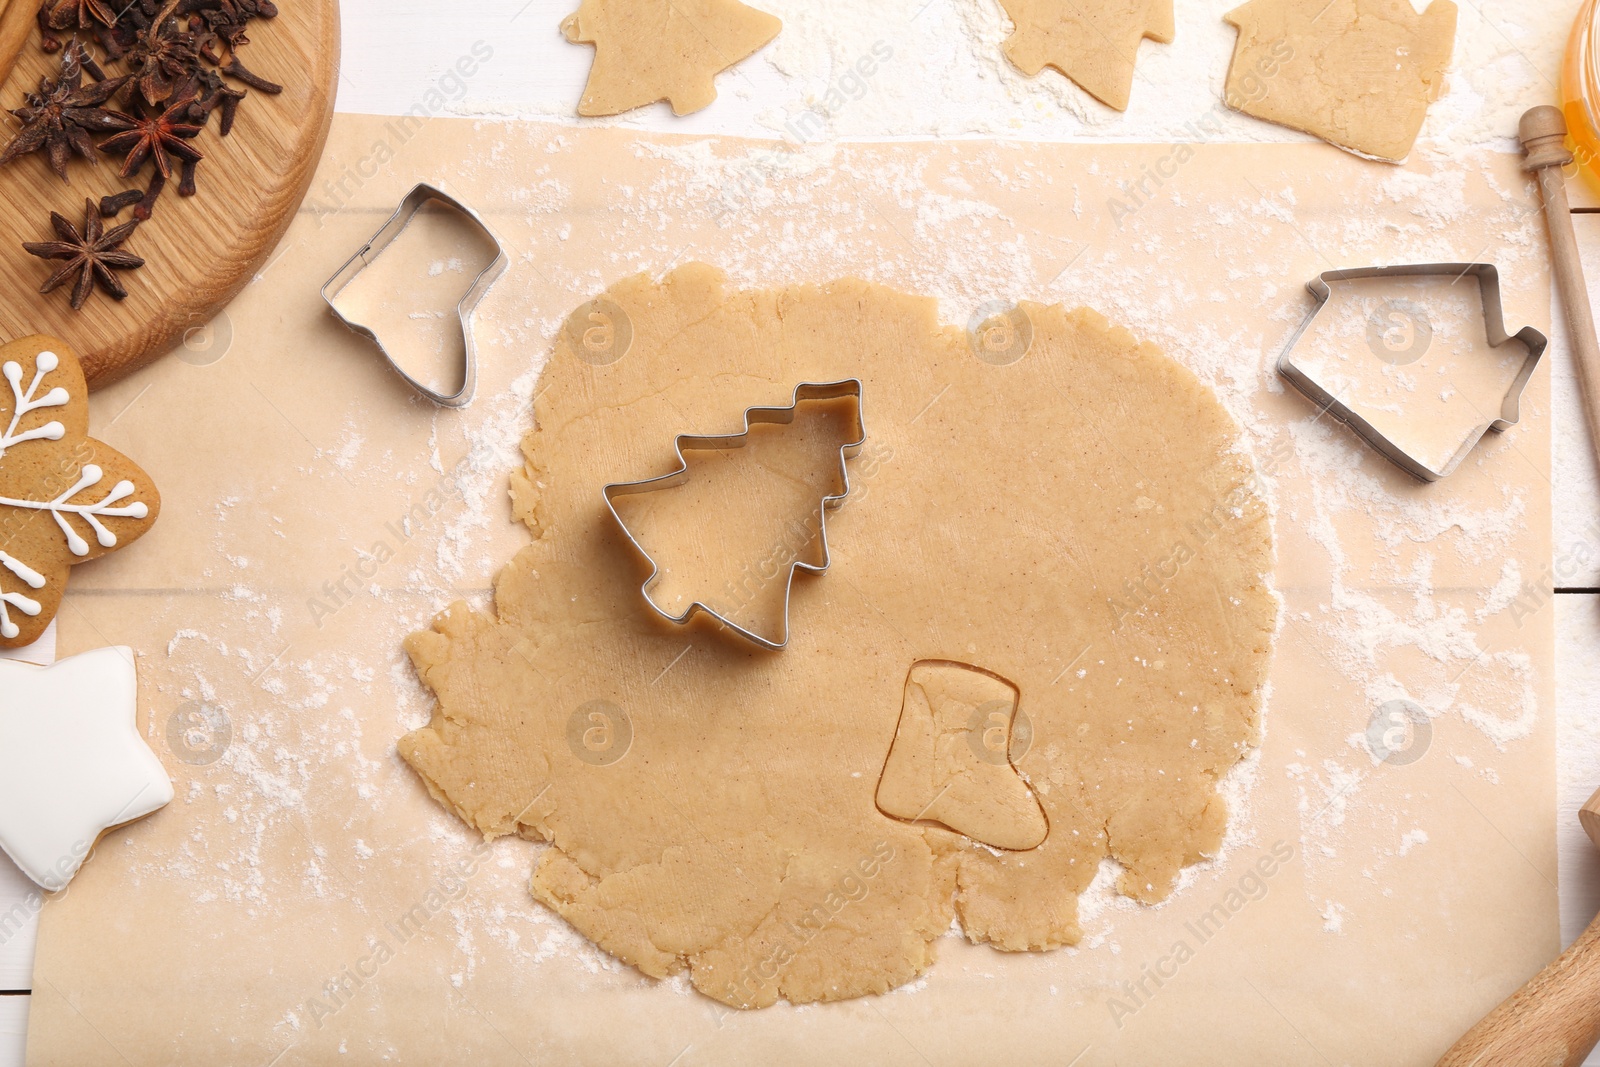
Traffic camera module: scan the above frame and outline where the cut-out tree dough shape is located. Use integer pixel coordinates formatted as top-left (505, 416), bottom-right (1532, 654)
top-left (605, 385), bottom-right (862, 649)
top-left (0, 335), bottom-right (160, 649)
top-left (876, 661), bottom-right (1048, 851)
top-left (996, 0), bottom-right (1174, 111)
top-left (560, 0), bottom-right (782, 117)
top-left (400, 265), bottom-right (1275, 1008)
top-left (1223, 0), bottom-right (1457, 162)
top-left (0, 648), bottom-right (173, 890)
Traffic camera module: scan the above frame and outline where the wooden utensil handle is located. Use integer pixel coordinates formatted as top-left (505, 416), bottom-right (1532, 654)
top-left (0, 0), bottom-right (34, 93)
top-left (1435, 913), bottom-right (1600, 1067)
top-left (1521, 106), bottom-right (1600, 474)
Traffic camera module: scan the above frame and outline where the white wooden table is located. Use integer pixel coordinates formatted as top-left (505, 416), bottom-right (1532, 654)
top-left (3, 1), bottom-right (1600, 1062)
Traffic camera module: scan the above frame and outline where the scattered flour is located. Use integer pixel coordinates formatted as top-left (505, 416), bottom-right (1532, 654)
top-left (134, 0), bottom-right (1569, 1011)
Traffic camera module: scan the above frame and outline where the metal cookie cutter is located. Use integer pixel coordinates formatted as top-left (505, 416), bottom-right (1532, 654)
top-left (320, 183), bottom-right (507, 408)
top-left (603, 379), bottom-right (866, 651)
top-left (1276, 263), bottom-right (1548, 482)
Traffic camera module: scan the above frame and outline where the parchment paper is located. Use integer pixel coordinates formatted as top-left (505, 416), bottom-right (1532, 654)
top-left (26, 116), bottom-right (1555, 1066)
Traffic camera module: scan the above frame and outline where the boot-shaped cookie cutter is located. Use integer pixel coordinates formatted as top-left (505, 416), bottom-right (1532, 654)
top-left (1277, 263), bottom-right (1548, 481)
top-left (320, 183), bottom-right (507, 408)
top-left (603, 379), bottom-right (865, 651)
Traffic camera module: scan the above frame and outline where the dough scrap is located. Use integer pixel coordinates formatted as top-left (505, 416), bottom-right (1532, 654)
top-left (876, 660), bottom-right (1048, 851)
top-left (560, 0), bottom-right (782, 117)
top-left (996, 0), bottom-right (1175, 111)
top-left (1222, 0), bottom-right (1457, 162)
top-left (399, 266), bottom-right (1276, 1007)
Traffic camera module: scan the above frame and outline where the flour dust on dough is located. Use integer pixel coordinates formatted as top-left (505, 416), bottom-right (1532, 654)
top-left (399, 265), bottom-right (1276, 1008)
top-left (561, 0), bottom-right (782, 117)
top-left (1223, 0), bottom-right (1457, 162)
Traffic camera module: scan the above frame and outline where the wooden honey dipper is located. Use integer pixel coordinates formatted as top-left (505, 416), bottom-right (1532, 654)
top-left (1521, 106), bottom-right (1600, 468)
top-left (1436, 787), bottom-right (1600, 1066)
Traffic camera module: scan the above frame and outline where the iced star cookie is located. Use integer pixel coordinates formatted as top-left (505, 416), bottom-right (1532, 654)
top-left (0, 648), bottom-right (173, 890)
top-left (0, 335), bottom-right (160, 648)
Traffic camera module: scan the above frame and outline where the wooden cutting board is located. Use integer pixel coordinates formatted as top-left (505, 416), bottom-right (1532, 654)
top-left (0, 0), bottom-right (337, 389)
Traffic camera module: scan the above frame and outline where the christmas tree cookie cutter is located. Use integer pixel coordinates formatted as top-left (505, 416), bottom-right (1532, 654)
top-left (320, 182), bottom-right (507, 408)
top-left (603, 379), bottom-right (865, 651)
top-left (1277, 263), bottom-right (1548, 482)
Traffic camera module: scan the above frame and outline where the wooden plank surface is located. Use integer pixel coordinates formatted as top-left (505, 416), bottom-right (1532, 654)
top-left (0, 998), bottom-right (26, 1067)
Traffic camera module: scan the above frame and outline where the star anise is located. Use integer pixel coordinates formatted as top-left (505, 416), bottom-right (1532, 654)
top-left (123, 17), bottom-right (202, 105)
top-left (98, 94), bottom-right (203, 180)
top-left (43, 0), bottom-right (118, 31)
top-left (96, 0), bottom-right (162, 60)
top-left (23, 200), bottom-right (144, 310)
top-left (0, 41), bottom-right (131, 180)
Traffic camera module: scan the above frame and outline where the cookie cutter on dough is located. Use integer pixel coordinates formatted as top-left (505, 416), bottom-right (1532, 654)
top-left (320, 182), bottom-right (507, 408)
top-left (603, 379), bottom-right (866, 651)
top-left (1276, 263), bottom-right (1548, 482)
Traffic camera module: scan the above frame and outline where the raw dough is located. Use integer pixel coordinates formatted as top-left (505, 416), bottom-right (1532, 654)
top-left (996, 0), bottom-right (1174, 111)
top-left (876, 660), bottom-right (1048, 851)
top-left (399, 266), bottom-right (1276, 1007)
top-left (560, 0), bottom-right (782, 117)
top-left (0, 335), bottom-right (160, 648)
top-left (606, 386), bottom-right (861, 648)
top-left (1223, 0), bottom-right (1457, 162)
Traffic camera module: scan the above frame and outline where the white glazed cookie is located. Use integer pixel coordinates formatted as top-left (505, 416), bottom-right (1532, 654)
top-left (0, 648), bottom-right (173, 890)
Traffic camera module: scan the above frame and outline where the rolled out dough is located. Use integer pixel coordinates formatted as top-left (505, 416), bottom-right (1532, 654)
top-left (399, 265), bottom-right (1276, 1007)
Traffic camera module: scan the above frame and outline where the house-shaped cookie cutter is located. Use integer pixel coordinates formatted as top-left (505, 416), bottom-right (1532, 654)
top-left (1276, 263), bottom-right (1548, 482)
top-left (320, 183), bottom-right (507, 408)
top-left (603, 379), bottom-right (865, 651)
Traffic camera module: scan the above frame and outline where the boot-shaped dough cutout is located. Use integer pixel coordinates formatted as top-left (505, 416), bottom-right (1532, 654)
top-left (876, 660), bottom-right (1048, 851)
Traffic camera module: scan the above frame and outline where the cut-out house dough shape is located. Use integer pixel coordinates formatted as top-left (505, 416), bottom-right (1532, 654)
top-left (876, 660), bottom-right (1048, 851)
top-left (561, 0), bottom-right (782, 117)
top-left (997, 0), bottom-right (1174, 112)
top-left (1222, 0), bottom-right (1457, 162)
top-left (1277, 264), bottom-right (1547, 482)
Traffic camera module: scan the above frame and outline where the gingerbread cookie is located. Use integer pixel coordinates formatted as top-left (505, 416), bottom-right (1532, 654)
top-left (0, 335), bottom-right (159, 648)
